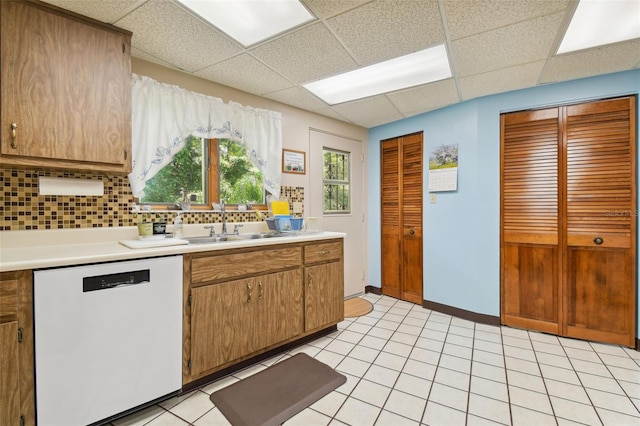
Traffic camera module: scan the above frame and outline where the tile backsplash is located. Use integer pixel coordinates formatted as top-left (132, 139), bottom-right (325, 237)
top-left (1, 168), bottom-right (304, 231)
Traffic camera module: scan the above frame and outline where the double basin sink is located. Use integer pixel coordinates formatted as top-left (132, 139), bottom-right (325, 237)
top-left (185, 232), bottom-right (290, 245)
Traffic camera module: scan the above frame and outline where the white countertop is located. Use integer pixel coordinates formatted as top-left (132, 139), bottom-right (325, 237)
top-left (0, 224), bottom-right (345, 272)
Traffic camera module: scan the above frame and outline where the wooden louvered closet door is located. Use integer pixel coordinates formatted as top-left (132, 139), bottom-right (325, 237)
top-left (381, 133), bottom-right (423, 304)
top-left (501, 96), bottom-right (636, 347)
top-left (501, 108), bottom-right (561, 335)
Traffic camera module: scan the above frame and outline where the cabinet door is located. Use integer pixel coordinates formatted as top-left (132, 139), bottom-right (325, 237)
top-left (257, 270), bottom-right (304, 349)
top-left (0, 1), bottom-right (131, 171)
top-left (190, 278), bottom-right (257, 375)
top-left (305, 262), bottom-right (344, 331)
top-left (0, 322), bottom-right (19, 426)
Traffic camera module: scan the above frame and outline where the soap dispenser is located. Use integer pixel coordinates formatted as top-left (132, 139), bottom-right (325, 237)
top-left (173, 213), bottom-right (184, 239)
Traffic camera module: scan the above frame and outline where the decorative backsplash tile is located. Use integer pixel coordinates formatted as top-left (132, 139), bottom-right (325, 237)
top-left (0, 168), bottom-right (304, 231)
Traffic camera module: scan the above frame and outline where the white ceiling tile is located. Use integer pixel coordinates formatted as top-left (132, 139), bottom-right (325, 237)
top-left (387, 79), bottom-right (460, 118)
top-left (326, 0), bottom-right (445, 65)
top-left (40, 0), bottom-right (144, 24)
top-left (250, 23), bottom-right (357, 83)
top-left (310, 107), bottom-right (353, 123)
top-left (302, 0), bottom-right (371, 19)
top-left (195, 54), bottom-right (293, 96)
top-left (453, 11), bottom-right (565, 77)
top-left (331, 96), bottom-right (403, 128)
top-left (264, 87), bottom-right (329, 111)
top-left (539, 39), bottom-right (640, 84)
top-left (443, 0), bottom-right (570, 40)
top-left (115, 0), bottom-right (242, 73)
top-left (459, 61), bottom-right (546, 100)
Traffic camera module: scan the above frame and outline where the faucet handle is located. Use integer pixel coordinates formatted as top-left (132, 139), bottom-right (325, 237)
top-left (204, 225), bottom-right (216, 236)
top-left (233, 224), bottom-right (244, 235)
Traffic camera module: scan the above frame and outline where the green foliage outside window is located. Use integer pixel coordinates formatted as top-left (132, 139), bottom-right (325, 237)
top-left (218, 139), bottom-right (264, 204)
top-left (141, 135), bottom-right (204, 205)
top-left (323, 148), bottom-right (350, 214)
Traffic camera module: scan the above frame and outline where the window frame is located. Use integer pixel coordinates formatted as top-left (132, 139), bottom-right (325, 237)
top-left (322, 147), bottom-right (351, 215)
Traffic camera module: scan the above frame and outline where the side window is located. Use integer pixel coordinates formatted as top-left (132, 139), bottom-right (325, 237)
top-left (323, 148), bottom-right (350, 214)
top-left (140, 137), bottom-right (265, 207)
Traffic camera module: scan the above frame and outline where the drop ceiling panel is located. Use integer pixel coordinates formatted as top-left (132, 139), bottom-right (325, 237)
top-left (250, 23), bottom-right (358, 84)
top-left (264, 87), bottom-right (329, 111)
top-left (331, 96), bottom-right (404, 128)
top-left (387, 79), bottom-right (460, 118)
top-left (443, 0), bottom-right (570, 40)
top-left (539, 39), bottom-right (640, 84)
top-left (453, 12), bottom-right (565, 77)
top-left (195, 54), bottom-right (293, 96)
top-left (302, 0), bottom-right (371, 19)
top-left (326, 0), bottom-right (445, 65)
top-left (115, 0), bottom-right (242, 73)
top-left (460, 61), bottom-right (546, 100)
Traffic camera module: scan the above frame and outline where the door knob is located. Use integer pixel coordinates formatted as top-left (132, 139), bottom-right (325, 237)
top-left (593, 237), bottom-right (604, 245)
top-left (409, 229), bottom-right (415, 236)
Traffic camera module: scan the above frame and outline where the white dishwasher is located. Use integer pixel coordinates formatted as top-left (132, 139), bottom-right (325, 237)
top-left (34, 256), bottom-right (183, 426)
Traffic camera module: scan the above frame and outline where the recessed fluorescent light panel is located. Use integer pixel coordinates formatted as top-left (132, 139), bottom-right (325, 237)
top-left (177, 0), bottom-right (314, 47)
top-left (557, 0), bottom-right (640, 54)
top-left (303, 44), bottom-right (452, 105)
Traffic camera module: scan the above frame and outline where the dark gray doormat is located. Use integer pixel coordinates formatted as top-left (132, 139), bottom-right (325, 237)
top-left (210, 353), bottom-right (346, 426)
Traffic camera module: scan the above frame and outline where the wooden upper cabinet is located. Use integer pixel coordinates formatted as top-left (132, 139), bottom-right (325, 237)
top-left (0, 0), bottom-right (132, 173)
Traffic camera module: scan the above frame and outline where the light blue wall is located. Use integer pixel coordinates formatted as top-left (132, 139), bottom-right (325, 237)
top-left (367, 69), bottom-right (640, 337)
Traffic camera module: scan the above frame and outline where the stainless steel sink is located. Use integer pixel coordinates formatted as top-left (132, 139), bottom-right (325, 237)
top-left (185, 232), bottom-right (291, 245)
top-left (184, 236), bottom-right (228, 245)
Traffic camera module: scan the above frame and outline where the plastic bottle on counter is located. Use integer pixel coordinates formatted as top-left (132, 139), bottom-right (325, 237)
top-left (173, 213), bottom-right (184, 239)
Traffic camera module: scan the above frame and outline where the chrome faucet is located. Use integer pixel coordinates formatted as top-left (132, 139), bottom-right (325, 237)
top-left (220, 200), bottom-right (227, 235)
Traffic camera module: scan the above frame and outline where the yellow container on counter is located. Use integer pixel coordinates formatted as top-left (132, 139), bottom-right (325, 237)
top-left (270, 200), bottom-right (290, 215)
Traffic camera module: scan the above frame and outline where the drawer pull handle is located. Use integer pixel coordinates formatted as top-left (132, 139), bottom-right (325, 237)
top-left (258, 281), bottom-right (263, 300)
top-left (10, 122), bottom-right (17, 149)
top-left (247, 282), bottom-right (252, 302)
top-left (593, 236), bottom-right (604, 245)
top-left (318, 250), bottom-right (330, 255)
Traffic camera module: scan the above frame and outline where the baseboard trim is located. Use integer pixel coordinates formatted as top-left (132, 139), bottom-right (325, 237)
top-left (365, 285), bottom-right (382, 295)
top-left (422, 300), bottom-right (501, 327)
top-left (365, 286), bottom-right (500, 327)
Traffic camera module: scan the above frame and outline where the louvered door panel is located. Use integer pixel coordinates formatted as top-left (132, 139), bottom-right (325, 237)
top-left (381, 140), bottom-right (401, 298)
top-left (381, 133), bottom-right (423, 304)
top-left (401, 134), bottom-right (423, 305)
top-left (564, 97), bottom-right (636, 346)
top-left (501, 108), bottom-right (561, 333)
top-left (502, 108), bottom-right (559, 244)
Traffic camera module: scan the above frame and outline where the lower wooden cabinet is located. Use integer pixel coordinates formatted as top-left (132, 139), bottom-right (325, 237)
top-left (190, 270), bottom-right (303, 376)
top-left (0, 270), bottom-right (34, 426)
top-left (184, 239), bottom-right (344, 383)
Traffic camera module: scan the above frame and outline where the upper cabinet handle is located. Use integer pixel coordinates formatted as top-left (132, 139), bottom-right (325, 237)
top-left (593, 237), bottom-right (604, 245)
top-left (10, 123), bottom-right (17, 149)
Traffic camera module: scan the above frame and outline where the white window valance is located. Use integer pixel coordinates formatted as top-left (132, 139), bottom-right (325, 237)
top-left (128, 74), bottom-right (282, 199)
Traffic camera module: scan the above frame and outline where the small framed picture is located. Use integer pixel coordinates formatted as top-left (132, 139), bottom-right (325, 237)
top-left (282, 149), bottom-right (306, 174)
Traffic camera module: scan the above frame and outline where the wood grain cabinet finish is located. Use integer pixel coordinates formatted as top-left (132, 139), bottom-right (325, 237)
top-left (184, 240), bottom-right (344, 383)
top-left (501, 96), bottom-right (636, 347)
top-left (381, 133), bottom-right (423, 305)
top-left (0, 271), bottom-right (34, 426)
top-left (0, 0), bottom-right (132, 173)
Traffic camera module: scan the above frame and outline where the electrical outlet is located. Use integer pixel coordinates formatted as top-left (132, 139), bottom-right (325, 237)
top-left (292, 202), bottom-right (303, 213)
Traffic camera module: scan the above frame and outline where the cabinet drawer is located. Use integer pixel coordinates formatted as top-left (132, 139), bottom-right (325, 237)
top-left (0, 272), bottom-right (18, 323)
top-left (191, 246), bottom-right (302, 285)
top-left (304, 240), bottom-right (343, 264)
